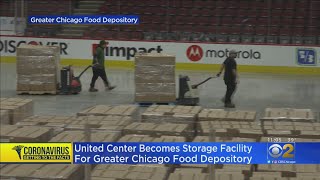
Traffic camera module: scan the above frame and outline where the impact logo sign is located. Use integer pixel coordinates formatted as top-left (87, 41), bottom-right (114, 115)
top-left (296, 48), bottom-right (317, 66)
top-left (186, 45), bottom-right (203, 61)
top-left (267, 143), bottom-right (295, 164)
top-left (92, 41), bottom-right (163, 60)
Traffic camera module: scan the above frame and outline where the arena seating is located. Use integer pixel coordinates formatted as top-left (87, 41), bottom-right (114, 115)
top-left (2, 0), bottom-right (320, 45)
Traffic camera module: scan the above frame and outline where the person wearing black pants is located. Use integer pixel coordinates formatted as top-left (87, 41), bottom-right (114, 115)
top-left (89, 40), bottom-right (116, 92)
top-left (217, 49), bottom-right (239, 108)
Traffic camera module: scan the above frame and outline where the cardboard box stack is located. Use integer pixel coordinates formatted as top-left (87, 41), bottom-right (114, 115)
top-left (16, 45), bottom-right (60, 94)
top-left (250, 172), bottom-right (286, 180)
top-left (77, 105), bottom-right (138, 117)
top-left (142, 105), bottom-right (201, 124)
top-left (0, 164), bottom-right (84, 180)
top-left (261, 108), bottom-right (315, 122)
top-left (260, 108), bottom-right (318, 139)
top-left (49, 130), bottom-right (121, 142)
top-left (198, 109), bottom-right (257, 122)
top-left (168, 169), bottom-right (244, 180)
top-left (0, 125), bottom-right (53, 142)
top-left (0, 98), bottom-right (33, 124)
top-left (257, 165), bottom-right (320, 178)
top-left (198, 121), bottom-right (263, 140)
top-left (118, 134), bottom-right (186, 142)
top-left (123, 122), bottom-right (190, 138)
top-left (91, 165), bottom-right (170, 180)
top-left (135, 53), bottom-right (176, 103)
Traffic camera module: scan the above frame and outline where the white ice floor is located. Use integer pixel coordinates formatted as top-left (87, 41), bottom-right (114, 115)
top-left (1, 63), bottom-right (319, 119)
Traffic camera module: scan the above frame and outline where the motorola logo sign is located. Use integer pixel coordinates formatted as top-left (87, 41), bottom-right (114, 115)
top-left (186, 45), bottom-right (262, 62)
top-left (186, 45), bottom-right (203, 61)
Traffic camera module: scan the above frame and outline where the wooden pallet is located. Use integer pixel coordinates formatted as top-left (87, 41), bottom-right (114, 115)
top-left (135, 102), bottom-right (176, 107)
top-left (17, 91), bottom-right (57, 95)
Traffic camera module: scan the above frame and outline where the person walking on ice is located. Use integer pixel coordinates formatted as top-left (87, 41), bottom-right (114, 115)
top-left (89, 40), bottom-right (116, 92)
top-left (217, 49), bottom-right (239, 108)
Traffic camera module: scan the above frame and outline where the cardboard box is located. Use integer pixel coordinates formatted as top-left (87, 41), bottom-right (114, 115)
top-left (123, 122), bottom-right (190, 137)
top-left (91, 164), bottom-right (169, 180)
top-left (0, 110), bottom-right (9, 124)
top-left (77, 105), bottom-right (138, 116)
top-left (49, 131), bottom-right (121, 142)
top-left (0, 98), bottom-right (33, 124)
top-left (118, 134), bottom-right (186, 142)
top-left (142, 105), bottom-right (201, 124)
top-left (0, 164), bottom-right (84, 180)
top-left (199, 109), bottom-right (256, 122)
top-left (0, 125), bottom-right (53, 142)
top-left (262, 108), bottom-right (315, 122)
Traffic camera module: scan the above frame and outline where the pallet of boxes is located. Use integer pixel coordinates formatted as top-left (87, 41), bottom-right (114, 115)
top-left (134, 53), bottom-right (176, 103)
top-left (16, 45), bottom-right (60, 94)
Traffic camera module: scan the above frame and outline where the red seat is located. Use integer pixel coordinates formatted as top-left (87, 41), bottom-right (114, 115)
top-left (225, 8), bottom-right (236, 17)
top-left (252, 1), bottom-right (267, 10)
top-left (217, 25), bottom-right (231, 34)
top-left (269, 27), bottom-right (279, 35)
top-left (171, 24), bottom-right (183, 32)
top-left (256, 26), bottom-right (267, 35)
top-left (295, 10), bottom-right (307, 18)
top-left (311, 1), bottom-right (320, 10)
top-left (194, 25), bottom-right (210, 33)
top-left (191, 8), bottom-right (202, 17)
top-left (230, 25), bottom-right (241, 35)
top-left (239, 1), bottom-right (249, 9)
top-left (271, 18), bottom-right (281, 26)
top-left (281, 18), bottom-right (293, 26)
top-left (279, 27), bottom-right (292, 36)
top-left (247, 10), bottom-right (257, 18)
top-left (272, 3), bottom-right (283, 10)
top-left (216, 1), bottom-right (227, 9)
top-left (177, 8), bottom-right (189, 16)
top-left (305, 27), bottom-right (318, 36)
top-left (197, 17), bottom-right (210, 25)
top-left (242, 26), bottom-right (255, 35)
top-left (256, 18), bottom-right (269, 26)
top-left (272, 10), bottom-right (282, 17)
top-left (293, 18), bottom-right (305, 27)
top-left (220, 17), bottom-right (233, 25)
top-left (283, 10), bottom-right (294, 17)
top-left (181, 0), bottom-right (193, 8)
top-left (286, 1), bottom-right (296, 10)
top-left (131, 32), bottom-right (143, 40)
top-left (292, 27), bottom-right (305, 36)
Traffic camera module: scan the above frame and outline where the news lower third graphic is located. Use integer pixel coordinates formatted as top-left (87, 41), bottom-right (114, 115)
top-left (1, 142), bottom-right (320, 164)
top-left (28, 15), bottom-right (139, 25)
top-left (0, 143), bottom-right (72, 163)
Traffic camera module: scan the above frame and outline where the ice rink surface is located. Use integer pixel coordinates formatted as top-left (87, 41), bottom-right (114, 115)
top-left (1, 63), bottom-right (319, 119)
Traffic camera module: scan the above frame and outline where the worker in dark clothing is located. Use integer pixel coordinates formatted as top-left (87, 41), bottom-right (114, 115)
top-left (89, 40), bottom-right (116, 92)
top-left (217, 49), bottom-right (239, 108)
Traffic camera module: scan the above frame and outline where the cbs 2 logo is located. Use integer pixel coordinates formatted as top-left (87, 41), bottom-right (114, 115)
top-left (268, 144), bottom-right (294, 158)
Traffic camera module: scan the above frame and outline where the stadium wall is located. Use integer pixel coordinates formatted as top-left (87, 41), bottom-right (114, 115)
top-left (1, 36), bottom-right (319, 75)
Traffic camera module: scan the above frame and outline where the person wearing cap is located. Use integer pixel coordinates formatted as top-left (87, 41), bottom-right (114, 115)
top-left (216, 49), bottom-right (239, 108)
top-left (89, 40), bottom-right (116, 92)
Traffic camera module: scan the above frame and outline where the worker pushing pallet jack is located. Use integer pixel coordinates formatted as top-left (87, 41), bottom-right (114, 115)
top-left (179, 49), bottom-right (239, 108)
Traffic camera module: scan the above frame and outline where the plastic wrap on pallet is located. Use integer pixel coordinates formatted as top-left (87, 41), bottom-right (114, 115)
top-left (16, 45), bottom-right (60, 93)
top-left (135, 53), bottom-right (175, 66)
top-left (135, 73), bottom-right (175, 83)
top-left (135, 83), bottom-right (175, 93)
top-left (135, 53), bottom-right (176, 103)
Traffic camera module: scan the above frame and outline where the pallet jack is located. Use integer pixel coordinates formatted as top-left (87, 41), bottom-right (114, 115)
top-left (59, 65), bottom-right (92, 94)
top-left (176, 75), bottom-right (217, 106)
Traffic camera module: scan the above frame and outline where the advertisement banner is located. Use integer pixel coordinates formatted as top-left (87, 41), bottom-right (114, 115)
top-left (1, 36), bottom-right (319, 67)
